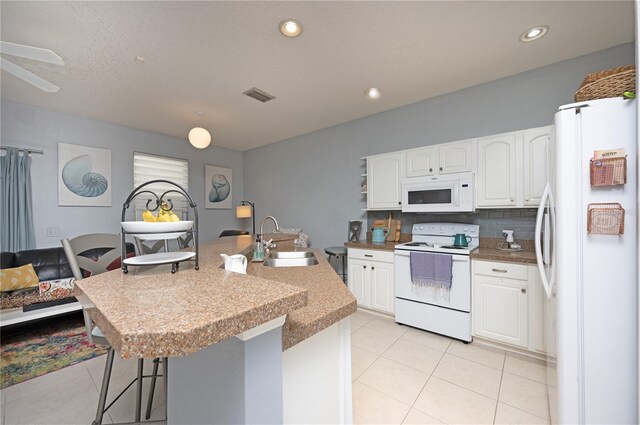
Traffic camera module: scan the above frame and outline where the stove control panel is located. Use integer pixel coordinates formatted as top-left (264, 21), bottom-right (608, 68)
top-left (411, 222), bottom-right (479, 237)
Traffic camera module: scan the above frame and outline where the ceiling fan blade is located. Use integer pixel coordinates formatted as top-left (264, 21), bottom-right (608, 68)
top-left (0, 58), bottom-right (59, 92)
top-left (0, 41), bottom-right (64, 66)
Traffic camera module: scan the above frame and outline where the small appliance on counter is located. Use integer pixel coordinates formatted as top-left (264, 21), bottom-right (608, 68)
top-left (394, 222), bottom-right (479, 342)
top-left (497, 230), bottom-right (522, 251)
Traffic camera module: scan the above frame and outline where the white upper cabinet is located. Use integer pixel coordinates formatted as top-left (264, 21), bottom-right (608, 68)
top-left (439, 140), bottom-right (473, 174)
top-left (477, 133), bottom-right (518, 207)
top-left (367, 152), bottom-right (405, 210)
top-left (364, 125), bottom-right (551, 210)
top-left (522, 126), bottom-right (552, 206)
top-left (405, 141), bottom-right (472, 178)
top-left (406, 147), bottom-right (437, 177)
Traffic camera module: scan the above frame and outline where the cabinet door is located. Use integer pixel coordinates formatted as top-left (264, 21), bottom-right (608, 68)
top-left (477, 134), bottom-right (517, 207)
top-left (348, 259), bottom-right (369, 307)
top-left (522, 127), bottom-right (551, 206)
top-left (370, 261), bottom-right (394, 314)
top-left (473, 275), bottom-right (528, 348)
top-left (367, 152), bottom-right (405, 209)
top-left (439, 141), bottom-right (473, 174)
top-left (406, 147), bottom-right (437, 177)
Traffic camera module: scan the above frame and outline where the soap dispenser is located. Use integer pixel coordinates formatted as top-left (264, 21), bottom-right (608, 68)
top-left (253, 235), bottom-right (265, 262)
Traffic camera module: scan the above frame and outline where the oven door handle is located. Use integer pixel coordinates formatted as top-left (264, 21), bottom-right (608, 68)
top-left (394, 250), bottom-right (469, 262)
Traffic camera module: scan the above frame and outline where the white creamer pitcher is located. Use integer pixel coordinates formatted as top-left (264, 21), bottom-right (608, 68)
top-left (220, 254), bottom-right (248, 274)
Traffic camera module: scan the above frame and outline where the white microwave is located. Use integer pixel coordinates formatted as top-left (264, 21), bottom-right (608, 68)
top-left (402, 172), bottom-right (475, 213)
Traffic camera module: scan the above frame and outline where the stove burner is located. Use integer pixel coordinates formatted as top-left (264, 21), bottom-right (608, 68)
top-left (403, 242), bottom-right (429, 247)
top-left (440, 245), bottom-right (468, 250)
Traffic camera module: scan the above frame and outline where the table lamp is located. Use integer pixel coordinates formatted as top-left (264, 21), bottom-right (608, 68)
top-left (236, 201), bottom-right (255, 235)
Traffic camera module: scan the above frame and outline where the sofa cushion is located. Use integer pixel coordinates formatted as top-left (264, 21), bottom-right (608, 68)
top-left (14, 248), bottom-right (72, 282)
top-left (0, 264), bottom-right (40, 292)
top-left (0, 252), bottom-right (16, 269)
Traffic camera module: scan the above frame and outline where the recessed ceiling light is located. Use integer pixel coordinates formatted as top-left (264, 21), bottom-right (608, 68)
top-left (520, 25), bottom-right (549, 42)
top-left (366, 87), bottom-right (381, 100)
top-left (279, 19), bottom-right (303, 38)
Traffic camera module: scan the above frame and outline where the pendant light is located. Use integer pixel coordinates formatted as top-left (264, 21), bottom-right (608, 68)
top-left (188, 112), bottom-right (212, 149)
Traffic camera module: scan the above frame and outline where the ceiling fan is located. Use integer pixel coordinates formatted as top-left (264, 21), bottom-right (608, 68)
top-left (0, 41), bottom-right (64, 92)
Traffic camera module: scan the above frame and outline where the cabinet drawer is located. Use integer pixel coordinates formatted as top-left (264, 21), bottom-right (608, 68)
top-left (473, 260), bottom-right (528, 281)
top-left (347, 248), bottom-right (394, 263)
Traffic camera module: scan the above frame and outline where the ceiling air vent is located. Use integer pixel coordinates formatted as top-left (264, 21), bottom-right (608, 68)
top-left (243, 87), bottom-right (275, 103)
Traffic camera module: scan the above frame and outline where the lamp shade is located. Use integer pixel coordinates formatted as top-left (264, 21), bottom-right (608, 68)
top-left (188, 127), bottom-right (211, 149)
top-left (236, 205), bottom-right (252, 218)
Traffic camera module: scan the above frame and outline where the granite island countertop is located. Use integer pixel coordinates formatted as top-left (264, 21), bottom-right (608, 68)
top-left (74, 234), bottom-right (356, 359)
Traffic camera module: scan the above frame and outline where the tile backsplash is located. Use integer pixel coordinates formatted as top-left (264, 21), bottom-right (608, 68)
top-left (367, 209), bottom-right (537, 240)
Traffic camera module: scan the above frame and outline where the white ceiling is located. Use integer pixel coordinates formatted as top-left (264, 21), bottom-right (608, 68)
top-left (0, 1), bottom-right (634, 151)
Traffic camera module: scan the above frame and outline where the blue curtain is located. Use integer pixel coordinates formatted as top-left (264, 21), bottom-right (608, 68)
top-left (1, 148), bottom-right (36, 252)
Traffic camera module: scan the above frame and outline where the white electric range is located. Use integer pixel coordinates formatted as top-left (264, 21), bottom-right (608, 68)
top-left (394, 223), bottom-right (479, 342)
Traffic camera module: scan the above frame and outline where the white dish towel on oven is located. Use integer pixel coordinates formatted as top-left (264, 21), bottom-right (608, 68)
top-left (410, 251), bottom-right (453, 301)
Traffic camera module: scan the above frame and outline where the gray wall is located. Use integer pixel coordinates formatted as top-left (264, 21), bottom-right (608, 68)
top-left (243, 43), bottom-right (634, 250)
top-left (1, 100), bottom-right (244, 249)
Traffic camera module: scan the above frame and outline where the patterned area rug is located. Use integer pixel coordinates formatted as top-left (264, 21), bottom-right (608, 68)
top-left (0, 312), bottom-right (106, 389)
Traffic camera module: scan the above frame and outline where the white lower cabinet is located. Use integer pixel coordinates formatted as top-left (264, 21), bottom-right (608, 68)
top-left (370, 262), bottom-right (394, 313)
top-left (472, 260), bottom-right (546, 353)
top-left (347, 248), bottom-right (394, 314)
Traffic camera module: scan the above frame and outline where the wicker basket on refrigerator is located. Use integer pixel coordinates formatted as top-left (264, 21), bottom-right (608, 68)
top-left (575, 65), bottom-right (635, 102)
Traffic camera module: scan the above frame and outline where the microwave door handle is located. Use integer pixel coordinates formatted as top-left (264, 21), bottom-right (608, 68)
top-left (454, 183), bottom-right (460, 206)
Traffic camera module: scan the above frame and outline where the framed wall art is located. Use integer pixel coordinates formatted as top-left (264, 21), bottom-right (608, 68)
top-left (205, 165), bottom-right (232, 209)
top-left (58, 143), bottom-right (112, 206)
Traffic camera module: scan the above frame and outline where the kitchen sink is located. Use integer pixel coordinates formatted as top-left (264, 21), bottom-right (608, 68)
top-left (267, 251), bottom-right (315, 259)
top-left (263, 252), bottom-right (318, 267)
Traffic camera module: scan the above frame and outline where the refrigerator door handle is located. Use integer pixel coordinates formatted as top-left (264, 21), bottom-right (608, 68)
top-left (535, 183), bottom-right (553, 299)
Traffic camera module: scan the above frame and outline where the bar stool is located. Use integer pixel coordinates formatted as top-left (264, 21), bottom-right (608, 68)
top-left (325, 246), bottom-right (347, 282)
top-left (62, 234), bottom-right (166, 424)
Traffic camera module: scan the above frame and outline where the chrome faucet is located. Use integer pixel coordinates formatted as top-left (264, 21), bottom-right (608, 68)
top-left (259, 216), bottom-right (280, 250)
top-left (259, 215), bottom-right (280, 238)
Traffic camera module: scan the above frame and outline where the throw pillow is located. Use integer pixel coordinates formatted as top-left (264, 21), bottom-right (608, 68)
top-left (39, 278), bottom-right (75, 299)
top-left (0, 264), bottom-right (40, 292)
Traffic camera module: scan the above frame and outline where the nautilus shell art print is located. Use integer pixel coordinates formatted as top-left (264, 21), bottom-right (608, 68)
top-left (58, 143), bottom-right (112, 206)
top-left (62, 155), bottom-right (109, 197)
top-left (205, 165), bottom-right (232, 209)
top-left (208, 174), bottom-right (230, 202)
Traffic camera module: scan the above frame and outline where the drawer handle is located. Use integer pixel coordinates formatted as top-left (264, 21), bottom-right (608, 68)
top-left (492, 268), bottom-right (508, 273)
top-left (365, 254), bottom-right (373, 257)
top-left (521, 288), bottom-right (527, 293)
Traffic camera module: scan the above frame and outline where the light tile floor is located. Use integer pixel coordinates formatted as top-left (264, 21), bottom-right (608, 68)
top-left (1, 354), bottom-right (166, 425)
top-left (351, 309), bottom-right (554, 425)
top-left (1, 310), bottom-right (554, 425)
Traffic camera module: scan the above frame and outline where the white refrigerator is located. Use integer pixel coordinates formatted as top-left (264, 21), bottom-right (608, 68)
top-left (537, 97), bottom-right (638, 424)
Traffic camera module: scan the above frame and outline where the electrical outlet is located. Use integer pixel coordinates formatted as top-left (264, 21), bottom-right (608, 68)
top-left (46, 227), bottom-right (60, 237)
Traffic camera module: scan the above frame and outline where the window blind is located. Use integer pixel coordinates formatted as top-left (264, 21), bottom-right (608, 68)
top-left (133, 152), bottom-right (189, 216)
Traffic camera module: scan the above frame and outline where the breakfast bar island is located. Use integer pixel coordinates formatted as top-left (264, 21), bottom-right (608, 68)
top-left (74, 234), bottom-right (357, 424)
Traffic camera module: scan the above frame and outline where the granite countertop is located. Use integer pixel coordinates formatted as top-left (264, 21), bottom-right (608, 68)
top-left (471, 238), bottom-right (537, 265)
top-left (345, 235), bottom-right (538, 264)
top-left (74, 234), bottom-right (356, 359)
top-left (344, 234), bottom-right (411, 251)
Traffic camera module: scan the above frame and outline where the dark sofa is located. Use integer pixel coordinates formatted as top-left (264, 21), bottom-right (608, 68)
top-left (1, 244), bottom-right (135, 325)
